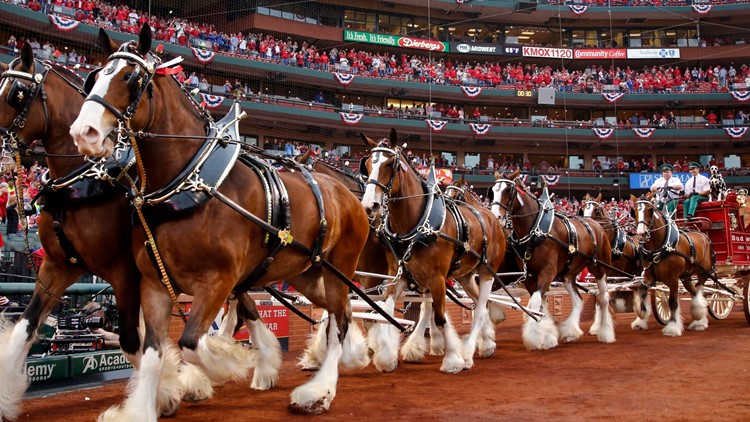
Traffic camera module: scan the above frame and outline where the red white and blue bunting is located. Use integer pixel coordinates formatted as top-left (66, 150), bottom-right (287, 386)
top-left (200, 93), bottom-right (225, 109)
top-left (49, 15), bottom-right (80, 32)
top-left (602, 92), bottom-right (625, 103)
top-left (455, 0), bottom-right (472, 4)
top-left (470, 123), bottom-right (491, 136)
top-left (519, 174), bottom-right (529, 184)
top-left (340, 112), bottom-right (363, 125)
top-left (569, 5), bottom-right (588, 15)
top-left (725, 127), bottom-right (748, 139)
top-left (426, 119), bottom-right (448, 131)
top-left (592, 128), bottom-right (615, 140)
top-left (633, 128), bottom-right (656, 139)
top-left (541, 175), bottom-right (561, 187)
top-left (730, 91), bottom-right (750, 102)
top-left (691, 4), bottom-right (712, 15)
top-left (461, 86), bottom-right (482, 98)
top-left (333, 72), bottom-right (355, 86)
top-left (191, 47), bottom-right (216, 65)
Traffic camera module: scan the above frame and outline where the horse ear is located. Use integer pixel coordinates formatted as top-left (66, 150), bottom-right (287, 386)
top-left (584, 193), bottom-right (590, 201)
top-left (458, 174), bottom-right (465, 186)
top-left (137, 23), bottom-right (152, 56)
top-left (595, 193), bottom-right (602, 202)
top-left (389, 128), bottom-right (398, 146)
top-left (493, 171), bottom-right (502, 180)
top-left (20, 43), bottom-right (34, 71)
top-left (645, 192), bottom-right (655, 201)
top-left (98, 28), bottom-right (117, 56)
top-left (0, 61), bottom-right (6, 72)
top-left (629, 194), bottom-right (638, 202)
top-left (296, 148), bottom-right (311, 164)
top-left (360, 133), bottom-right (378, 148)
top-left (509, 169), bottom-right (520, 180)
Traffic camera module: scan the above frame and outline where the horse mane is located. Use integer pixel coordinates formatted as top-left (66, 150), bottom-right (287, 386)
top-left (46, 61), bottom-right (85, 85)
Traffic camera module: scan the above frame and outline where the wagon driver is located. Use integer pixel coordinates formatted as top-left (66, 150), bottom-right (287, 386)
top-left (682, 161), bottom-right (710, 220)
top-left (650, 163), bottom-right (683, 216)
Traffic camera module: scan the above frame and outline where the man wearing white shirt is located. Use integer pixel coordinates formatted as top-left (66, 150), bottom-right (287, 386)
top-left (683, 161), bottom-right (710, 220)
top-left (650, 163), bottom-right (684, 215)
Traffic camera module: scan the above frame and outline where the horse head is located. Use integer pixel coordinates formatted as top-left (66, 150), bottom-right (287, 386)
top-left (71, 24), bottom-right (156, 158)
top-left (295, 148), bottom-right (313, 166)
top-left (630, 193), bottom-right (663, 240)
top-left (444, 174), bottom-right (465, 201)
top-left (359, 128), bottom-right (407, 217)
top-left (489, 169), bottom-right (521, 225)
top-left (582, 192), bottom-right (604, 219)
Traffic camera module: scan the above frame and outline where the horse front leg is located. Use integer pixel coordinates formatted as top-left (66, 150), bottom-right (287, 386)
top-left (429, 280), bottom-right (465, 374)
top-left (559, 275), bottom-right (584, 343)
top-left (687, 276), bottom-right (709, 331)
top-left (368, 280), bottom-right (404, 373)
top-left (522, 271), bottom-right (558, 351)
top-left (631, 283), bottom-right (651, 330)
top-left (591, 272), bottom-right (615, 343)
top-left (235, 292), bottom-right (282, 390)
top-left (400, 301), bottom-right (430, 362)
top-left (0, 262), bottom-right (82, 420)
top-left (459, 273), bottom-right (494, 368)
top-left (662, 280), bottom-right (685, 337)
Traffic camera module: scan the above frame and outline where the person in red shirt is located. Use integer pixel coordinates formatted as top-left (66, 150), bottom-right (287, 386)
top-left (473, 107), bottom-right (481, 121)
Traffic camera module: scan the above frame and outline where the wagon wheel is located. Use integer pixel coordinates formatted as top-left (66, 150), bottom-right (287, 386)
top-left (651, 283), bottom-right (670, 326)
top-left (705, 284), bottom-right (737, 320)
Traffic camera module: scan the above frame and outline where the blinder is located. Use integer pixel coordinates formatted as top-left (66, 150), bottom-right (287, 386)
top-left (126, 65), bottom-right (143, 99)
top-left (358, 155), bottom-right (370, 177)
top-left (6, 80), bottom-right (30, 111)
top-left (83, 68), bottom-right (101, 95)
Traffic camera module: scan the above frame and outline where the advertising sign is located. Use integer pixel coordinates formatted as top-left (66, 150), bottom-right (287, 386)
top-left (626, 48), bottom-right (680, 59)
top-left (629, 172), bottom-right (708, 189)
top-left (69, 351), bottom-right (133, 377)
top-left (574, 49), bottom-right (627, 59)
top-left (522, 46), bottom-right (573, 59)
top-left (450, 41), bottom-right (502, 55)
top-left (26, 355), bottom-right (68, 382)
top-left (344, 30), bottom-right (448, 52)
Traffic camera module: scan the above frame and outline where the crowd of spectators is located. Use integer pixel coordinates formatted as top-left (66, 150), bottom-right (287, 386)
top-left (546, 0), bottom-right (750, 6)
top-left (5, 0), bottom-right (750, 97)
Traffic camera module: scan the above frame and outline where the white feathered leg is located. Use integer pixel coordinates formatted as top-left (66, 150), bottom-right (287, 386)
top-left (463, 279), bottom-right (492, 368)
top-left (688, 286), bottom-right (709, 331)
top-left (400, 302), bottom-right (429, 362)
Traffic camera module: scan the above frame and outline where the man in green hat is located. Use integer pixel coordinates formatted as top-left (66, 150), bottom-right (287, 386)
top-left (650, 163), bottom-right (684, 216)
top-left (683, 161), bottom-right (710, 220)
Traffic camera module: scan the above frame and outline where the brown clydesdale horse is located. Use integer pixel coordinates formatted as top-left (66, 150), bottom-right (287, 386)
top-left (0, 44), bottom-right (269, 420)
top-left (360, 129), bottom-right (506, 372)
top-left (0, 45), bottom-right (154, 420)
top-left (631, 195), bottom-right (716, 336)
top-left (70, 25), bottom-right (370, 417)
top-left (489, 170), bottom-right (615, 350)
top-left (581, 193), bottom-right (647, 331)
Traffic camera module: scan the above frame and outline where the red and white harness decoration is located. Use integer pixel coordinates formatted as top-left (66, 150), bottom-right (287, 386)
top-left (633, 128), bottom-right (656, 139)
top-left (49, 14), bottom-right (80, 32)
top-left (469, 123), bottom-right (491, 136)
top-left (725, 127), bottom-right (748, 139)
top-left (730, 91), bottom-right (750, 102)
top-left (592, 127), bottom-right (615, 140)
top-left (190, 47), bottom-right (216, 64)
top-left (569, 5), bottom-right (588, 15)
top-left (461, 86), bottom-right (482, 98)
top-left (602, 92), bottom-right (625, 103)
top-left (340, 112), bottom-right (363, 125)
top-left (540, 174), bottom-right (561, 187)
top-left (426, 119), bottom-right (448, 131)
top-left (691, 4), bottom-right (712, 15)
top-left (200, 94), bottom-right (225, 109)
top-left (333, 72), bottom-right (355, 86)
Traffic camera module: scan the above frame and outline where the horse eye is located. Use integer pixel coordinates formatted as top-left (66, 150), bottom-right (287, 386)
top-left (123, 72), bottom-right (132, 80)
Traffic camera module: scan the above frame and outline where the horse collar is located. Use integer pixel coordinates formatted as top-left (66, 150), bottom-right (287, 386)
top-left (511, 186), bottom-right (555, 247)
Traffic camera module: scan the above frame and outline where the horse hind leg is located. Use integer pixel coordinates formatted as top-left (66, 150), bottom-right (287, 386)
top-left (630, 284), bottom-right (651, 331)
top-left (299, 311), bottom-right (327, 371)
top-left (688, 278), bottom-right (709, 331)
top-left (235, 292), bottom-right (283, 390)
top-left (662, 283), bottom-right (685, 337)
top-left (558, 278), bottom-right (584, 343)
top-left (427, 303), bottom-right (445, 356)
top-left (400, 302), bottom-right (430, 362)
top-left (368, 296), bottom-right (402, 372)
top-left (430, 282), bottom-right (465, 373)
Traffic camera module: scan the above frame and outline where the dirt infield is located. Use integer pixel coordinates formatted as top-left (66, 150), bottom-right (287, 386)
top-left (19, 312), bottom-right (750, 421)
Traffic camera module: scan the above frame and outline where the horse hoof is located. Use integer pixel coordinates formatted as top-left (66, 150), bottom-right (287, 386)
top-left (288, 398), bottom-right (329, 415)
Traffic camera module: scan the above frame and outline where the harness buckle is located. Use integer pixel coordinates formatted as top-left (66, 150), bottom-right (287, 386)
top-left (277, 229), bottom-right (293, 246)
top-left (568, 245), bottom-right (576, 254)
top-left (524, 250), bottom-right (532, 261)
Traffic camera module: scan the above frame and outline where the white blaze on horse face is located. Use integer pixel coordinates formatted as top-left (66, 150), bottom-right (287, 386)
top-left (635, 203), bottom-right (647, 235)
top-left (69, 59), bottom-right (126, 156)
top-left (361, 151), bottom-right (387, 213)
top-left (583, 202), bottom-right (594, 217)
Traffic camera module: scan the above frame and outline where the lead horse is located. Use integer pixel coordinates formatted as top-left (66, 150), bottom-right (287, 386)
top-left (360, 129), bottom-right (506, 372)
top-left (490, 170), bottom-right (615, 350)
top-left (70, 25), bottom-right (370, 417)
top-left (631, 195), bottom-right (716, 336)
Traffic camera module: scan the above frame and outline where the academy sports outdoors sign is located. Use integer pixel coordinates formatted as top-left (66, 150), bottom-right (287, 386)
top-left (70, 350), bottom-right (133, 376)
top-left (344, 30), bottom-right (448, 52)
top-left (574, 49), bottom-right (627, 60)
top-left (522, 46), bottom-right (573, 59)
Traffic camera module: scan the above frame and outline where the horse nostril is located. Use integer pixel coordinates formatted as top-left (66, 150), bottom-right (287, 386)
top-left (83, 125), bottom-right (101, 141)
